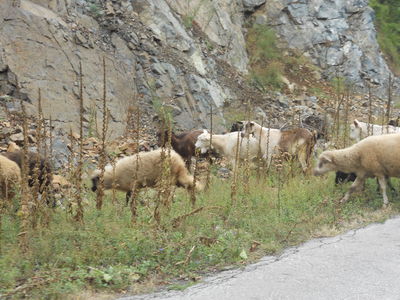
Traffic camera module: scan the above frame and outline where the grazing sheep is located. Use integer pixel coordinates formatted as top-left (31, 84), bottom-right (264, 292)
top-left (157, 129), bottom-right (204, 169)
top-left (240, 121), bottom-right (316, 173)
top-left (2, 151), bottom-right (52, 193)
top-left (195, 130), bottom-right (259, 169)
top-left (91, 149), bottom-right (203, 203)
top-left (314, 133), bottom-right (400, 207)
top-left (0, 155), bottom-right (21, 201)
top-left (349, 119), bottom-right (400, 142)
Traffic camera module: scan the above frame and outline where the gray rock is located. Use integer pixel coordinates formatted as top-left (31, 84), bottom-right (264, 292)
top-left (264, 0), bottom-right (399, 96)
top-left (242, 0), bottom-right (266, 12)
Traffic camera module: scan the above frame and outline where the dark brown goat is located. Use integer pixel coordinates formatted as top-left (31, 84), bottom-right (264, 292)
top-left (2, 151), bottom-right (52, 194)
top-left (157, 130), bottom-right (204, 169)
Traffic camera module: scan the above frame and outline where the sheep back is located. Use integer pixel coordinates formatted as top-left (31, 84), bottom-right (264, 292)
top-left (2, 151), bottom-right (52, 192)
top-left (0, 155), bottom-right (21, 200)
top-left (353, 134), bottom-right (400, 177)
top-left (91, 149), bottom-right (197, 193)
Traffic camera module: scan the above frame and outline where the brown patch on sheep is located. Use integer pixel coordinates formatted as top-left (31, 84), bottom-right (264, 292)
top-left (1, 151), bottom-right (53, 194)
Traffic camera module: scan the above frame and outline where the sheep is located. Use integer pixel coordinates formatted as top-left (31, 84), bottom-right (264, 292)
top-left (0, 155), bottom-right (21, 201)
top-left (157, 129), bottom-right (205, 169)
top-left (240, 121), bottom-right (316, 173)
top-left (349, 119), bottom-right (400, 142)
top-left (314, 133), bottom-right (400, 207)
top-left (91, 149), bottom-right (203, 204)
top-left (1, 151), bottom-right (52, 194)
top-left (194, 130), bottom-right (259, 169)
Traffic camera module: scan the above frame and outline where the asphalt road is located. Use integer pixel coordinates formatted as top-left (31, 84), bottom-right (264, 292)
top-left (121, 216), bottom-right (400, 300)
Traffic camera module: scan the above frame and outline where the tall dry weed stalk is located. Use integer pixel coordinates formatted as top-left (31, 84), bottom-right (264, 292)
top-left (367, 84), bottom-right (373, 136)
top-left (190, 148), bottom-right (199, 207)
top-left (386, 74), bottom-right (392, 133)
top-left (256, 119), bottom-right (264, 181)
top-left (154, 116), bottom-right (174, 226)
top-left (230, 131), bottom-right (241, 205)
top-left (342, 86), bottom-right (351, 148)
top-left (19, 100), bottom-right (30, 253)
top-left (243, 102), bottom-right (251, 195)
top-left (129, 105), bottom-right (142, 224)
top-left (30, 89), bottom-right (43, 228)
top-left (74, 61), bottom-right (84, 223)
top-left (95, 57), bottom-right (109, 210)
top-left (275, 156), bottom-right (283, 218)
top-left (205, 103), bottom-right (213, 189)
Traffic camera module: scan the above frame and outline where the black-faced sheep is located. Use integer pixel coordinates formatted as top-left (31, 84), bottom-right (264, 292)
top-left (314, 133), bottom-right (400, 207)
top-left (91, 149), bottom-right (203, 203)
top-left (0, 155), bottom-right (21, 201)
top-left (1, 151), bottom-right (53, 194)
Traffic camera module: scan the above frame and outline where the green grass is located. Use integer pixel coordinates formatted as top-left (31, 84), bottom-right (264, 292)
top-left (1, 168), bottom-right (399, 299)
top-left (370, 0), bottom-right (400, 74)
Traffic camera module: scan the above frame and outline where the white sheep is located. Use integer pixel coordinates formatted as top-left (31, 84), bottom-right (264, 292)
top-left (194, 130), bottom-right (260, 168)
top-left (314, 133), bottom-right (400, 207)
top-left (0, 155), bottom-right (21, 201)
top-left (91, 149), bottom-right (203, 203)
top-left (240, 121), bottom-right (316, 172)
top-left (349, 119), bottom-right (400, 141)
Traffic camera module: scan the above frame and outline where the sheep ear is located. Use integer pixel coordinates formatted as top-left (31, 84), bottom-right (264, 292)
top-left (249, 122), bottom-right (254, 127)
top-left (322, 156), bottom-right (332, 164)
top-left (203, 129), bottom-right (208, 134)
top-left (353, 120), bottom-right (359, 127)
top-left (237, 121), bottom-right (243, 125)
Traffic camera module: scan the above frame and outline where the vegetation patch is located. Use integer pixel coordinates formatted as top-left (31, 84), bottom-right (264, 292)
top-left (1, 167), bottom-right (398, 298)
top-left (370, 0), bottom-right (400, 74)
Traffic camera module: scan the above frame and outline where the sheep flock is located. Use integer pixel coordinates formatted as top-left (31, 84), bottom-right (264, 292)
top-left (1, 118), bottom-right (399, 208)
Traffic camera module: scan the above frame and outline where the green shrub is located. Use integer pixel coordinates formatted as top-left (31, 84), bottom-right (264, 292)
top-left (370, 0), bottom-right (400, 73)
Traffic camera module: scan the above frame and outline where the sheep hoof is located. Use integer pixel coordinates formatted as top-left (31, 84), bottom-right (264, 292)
top-left (339, 197), bottom-right (348, 204)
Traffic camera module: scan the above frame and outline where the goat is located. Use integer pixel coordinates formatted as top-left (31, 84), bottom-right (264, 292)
top-left (195, 130), bottom-right (259, 169)
top-left (349, 119), bottom-right (400, 142)
top-left (157, 129), bottom-right (204, 169)
top-left (240, 121), bottom-right (316, 173)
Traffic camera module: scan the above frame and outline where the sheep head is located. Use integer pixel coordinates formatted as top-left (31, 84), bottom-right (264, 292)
top-left (349, 119), bottom-right (362, 142)
top-left (313, 151), bottom-right (336, 176)
top-left (195, 130), bottom-right (211, 154)
top-left (240, 121), bottom-right (255, 138)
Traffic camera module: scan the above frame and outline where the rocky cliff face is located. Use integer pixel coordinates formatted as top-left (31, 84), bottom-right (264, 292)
top-left (259, 0), bottom-right (399, 95)
top-left (0, 0), bottom-right (397, 141)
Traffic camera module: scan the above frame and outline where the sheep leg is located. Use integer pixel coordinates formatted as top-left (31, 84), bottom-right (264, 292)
top-left (377, 176), bottom-right (389, 207)
top-left (129, 183), bottom-right (140, 222)
top-left (340, 176), bottom-right (365, 203)
top-left (125, 191), bottom-right (132, 206)
top-left (387, 177), bottom-right (396, 192)
top-left (298, 149), bottom-right (308, 173)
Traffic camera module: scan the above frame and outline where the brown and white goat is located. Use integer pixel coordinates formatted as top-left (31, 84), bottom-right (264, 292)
top-left (157, 129), bottom-right (204, 169)
top-left (240, 121), bottom-right (316, 173)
